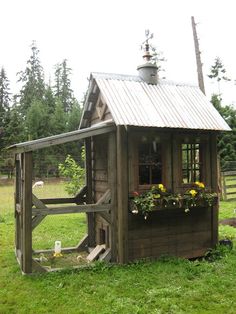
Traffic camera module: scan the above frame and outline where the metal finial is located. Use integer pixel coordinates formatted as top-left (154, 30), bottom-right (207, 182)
top-left (141, 29), bottom-right (154, 62)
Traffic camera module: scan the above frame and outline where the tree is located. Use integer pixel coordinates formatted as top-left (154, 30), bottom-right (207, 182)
top-left (51, 98), bottom-right (67, 135)
top-left (53, 59), bottom-right (74, 113)
top-left (208, 57), bottom-right (230, 96)
top-left (25, 99), bottom-right (50, 140)
top-left (0, 67), bottom-right (11, 122)
top-left (17, 41), bottom-right (45, 116)
top-left (211, 94), bottom-right (236, 169)
top-left (67, 100), bottom-right (82, 132)
top-left (3, 104), bottom-right (25, 146)
top-left (0, 67), bottom-right (11, 150)
top-left (44, 83), bottom-right (56, 114)
top-left (58, 152), bottom-right (85, 196)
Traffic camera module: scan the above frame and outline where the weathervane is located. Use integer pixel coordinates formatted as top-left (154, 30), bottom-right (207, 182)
top-left (141, 29), bottom-right (154, 62)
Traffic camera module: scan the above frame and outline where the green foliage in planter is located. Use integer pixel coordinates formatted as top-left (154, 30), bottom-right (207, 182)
top-left (131, 182), bottom-right (217, 219)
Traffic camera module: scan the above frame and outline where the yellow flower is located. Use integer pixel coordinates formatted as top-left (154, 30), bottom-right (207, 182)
top-left (195, 181), bottom-right (205, 189)
top-left (157, 184), bottom-right (166, 192)
top-left (153, 193), bottom-right (161, 199)
top-left (189, 189), bottom-right (197, 197)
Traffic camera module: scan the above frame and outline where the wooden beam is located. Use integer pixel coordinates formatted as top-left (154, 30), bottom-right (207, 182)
top-left (39, 197), bottom-right (76, 205)
top-left (32, 259), bottom-right (48, 273)
top-left (74, 185), bottom-right (88, 204)
top-left (210, 133), bottom-right (219, 246)
top-left (108, 132), bottom-right (117, 262)
top-left (116, 126), bottom-right (128, 263)
top-left (76, 234), bottom-right (89, 252)
top-left (9, 123), bottom-right (115, 153)
top-left (96, 189), bottom-right (111, 205)
top-left (32, 204), bottom-right (111, 215)
top-left (85, 138), bottom-right (96, 247)
top-left (15, 155), bottom-right (22, 255)
top-left (22, 152), bottom-right (33, 274)
top-left (31, 194), bottom-right (48, 230)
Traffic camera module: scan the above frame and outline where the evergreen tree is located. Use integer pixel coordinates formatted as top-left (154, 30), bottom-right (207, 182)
top-left (211, 94), bottom-right (236, 169)
top-left (4, 104), bottom-right (25, 146)
top-left (208, 57), bottom-right (230, 96)
top-left (67, 100), bottom-right (82, 131)
top-left (44, 83), bottom-right (56, 114)
top-left (0, 67), bottom-right (11, 122)
top-left (17, 41), bottom-right (45, 116)
top-left (51, 99), bottom-right (67, 134)
top-left (25, 99), bottom-right (50, 140)
top-left (0, 67), bottom-right (11, 150)
top-left (53, 59), bottom-right (74, 113)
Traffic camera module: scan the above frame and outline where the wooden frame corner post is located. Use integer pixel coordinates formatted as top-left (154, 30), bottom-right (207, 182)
top-left (117, 126), bottom-right (128, 263)
top-left (22, 152), bottom-right (33, 274)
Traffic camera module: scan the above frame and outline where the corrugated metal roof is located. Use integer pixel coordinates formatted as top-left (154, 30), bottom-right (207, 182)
top-left (87, 72), bottom-right (230, 131)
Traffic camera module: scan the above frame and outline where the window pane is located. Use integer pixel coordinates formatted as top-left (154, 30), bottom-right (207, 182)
top-left (182, 143), bottom-right (201, 183)
top-left (139, 140), bottom-right (162, 185)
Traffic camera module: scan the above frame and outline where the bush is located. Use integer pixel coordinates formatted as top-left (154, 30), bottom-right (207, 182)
top-left (58, 151), bottom-right (85, 196)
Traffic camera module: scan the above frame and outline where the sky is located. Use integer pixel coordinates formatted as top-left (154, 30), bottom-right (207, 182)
top-left (1, 0), bottom-right (236, 104)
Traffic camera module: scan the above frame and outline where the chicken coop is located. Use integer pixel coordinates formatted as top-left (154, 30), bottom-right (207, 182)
top-left (9, 42), bottom-right (230, 274)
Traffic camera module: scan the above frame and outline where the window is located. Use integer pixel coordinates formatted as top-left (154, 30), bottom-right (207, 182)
top-left (182, 143), bottom-right (201, 183)
top-left (139, 140), bottom-right (162, 185)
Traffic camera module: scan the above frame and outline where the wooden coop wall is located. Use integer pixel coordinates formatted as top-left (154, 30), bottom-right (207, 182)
top-left (90, 134), bottom-right (112, 253)
top-left (128, 207), bottom-right (212, 261)
top-left (126, 129), bottom-right (219, 262)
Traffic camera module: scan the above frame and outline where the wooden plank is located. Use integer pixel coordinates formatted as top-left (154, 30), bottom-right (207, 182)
top-left (39, 197), bottom-right (76, 205)
top-left (108, 132), bottom-right (117, 262)
top-left (15, 155), bottom-right (21, 255)
top-left (210, 134), bottom-right (219, 246)
top-left (87, 244), bottom-right (105, 261)
top-left (99, 248), bottom-right (111, 262)
top-left (74, 185), bottom-right (88, 204)
top-left (32, 259), bottom-right (48, 273)
top-left (33, 246), bottom-right (78, 254)
top-left (32, 204), bottom-right (112, 215)
top-left (85, 138), bottom-right (95, 247)
top-left (9, 124), bottom-right (116, 153)
top-left (76, 234), bottom-right (89, 252)
top-left (222, 170), bottom-right (236, 176)
top-left (94, 181), bottom-right (109, 193)
top-left (117, 126), bottom-right (128, 263)
top-left (226, 191), bottom-right (236, 195)
top-left (31, 194), bottom-right (48, 230)
top-left (99, 211), bottom-right (111, 224)
top-left (22, 152), bottom-right (33, 274)
top-left (96, 189), bottom-right (111, 205)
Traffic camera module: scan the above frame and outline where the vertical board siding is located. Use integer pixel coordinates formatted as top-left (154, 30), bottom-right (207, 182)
top-left (93, 135), bottom-right (108, 202)
top-left (128, 207), bottom-right (212, 261)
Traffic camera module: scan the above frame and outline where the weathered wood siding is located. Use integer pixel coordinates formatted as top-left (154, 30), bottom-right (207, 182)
top-left (128, 207), bottom-right (212, 261)
top-left (90, 93), bottom-right (113, 126)
top-left (126, 128), bottom-right (218, 261)
top-left (92, 134), bottom-right (111, 249)
top-left (92, 135), bottom-right (108, 202)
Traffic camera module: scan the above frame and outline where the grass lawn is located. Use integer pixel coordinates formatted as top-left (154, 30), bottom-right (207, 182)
top-left (1, 182), bottom-right (236, 313)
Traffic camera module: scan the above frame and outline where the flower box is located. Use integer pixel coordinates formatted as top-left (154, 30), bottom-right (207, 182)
top-left (130, 183), bottom-right (218, 219)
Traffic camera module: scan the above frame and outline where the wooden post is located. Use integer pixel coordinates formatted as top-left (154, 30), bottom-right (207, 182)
top-left (210, 134), bottom-right (218, 246)
top-left (191, 16), bottom-right (206, 95)
top-left (108, 132), bottom-right (117, 262)
top-left (14, 153), bottom-right (22, 262)
top-left (116, 126), bottom-right (128, 263)
top-left (22, 152), bottom-right (33, 274)
top-left (85, 138), bottom-right (95, 247)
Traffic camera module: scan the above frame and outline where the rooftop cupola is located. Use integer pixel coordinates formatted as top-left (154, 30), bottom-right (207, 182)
top-left (137, 30), bottom-right (159, 85)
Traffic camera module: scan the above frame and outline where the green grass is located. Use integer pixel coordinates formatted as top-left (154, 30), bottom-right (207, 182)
top-left (1, 183), bottom-right (236, 313)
